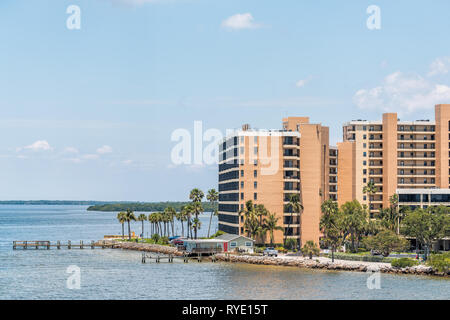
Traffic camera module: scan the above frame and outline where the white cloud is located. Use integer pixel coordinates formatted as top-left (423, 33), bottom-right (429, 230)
top-left (82, 154), bottom-right (100, 160)
top-left (96, 145), bottom-right (113, 154)
top-left (221, 13), bottom-right (261, 30)
top-left (18, 140), bottom-right (52, 152)
top-left (428, 57), bottom-right (450, 77)
top-left (353, 71), bottom-right (450, 114)
top-left (63, 147), bottom-right (79, 154)
top-left (295, 79), bottom-right (308, 88)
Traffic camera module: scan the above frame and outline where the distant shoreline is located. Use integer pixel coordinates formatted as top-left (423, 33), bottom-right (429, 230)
top-left (0, 201), bottom-right (215, 212)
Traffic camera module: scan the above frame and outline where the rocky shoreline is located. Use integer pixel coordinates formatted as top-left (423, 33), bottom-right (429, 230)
top-left (109, 241), bottom-right (448, 277)
top-left (215, 253), bottom-right (449, 277)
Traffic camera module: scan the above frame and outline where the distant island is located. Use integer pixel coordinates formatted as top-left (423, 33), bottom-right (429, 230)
top-left (87, 202), bottom-right (216, 212)
top-left (0, 200), bottom-right (110, 205)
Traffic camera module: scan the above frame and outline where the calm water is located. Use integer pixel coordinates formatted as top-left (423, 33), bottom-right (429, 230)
top-left (0, 205), bottom-right (448, 300)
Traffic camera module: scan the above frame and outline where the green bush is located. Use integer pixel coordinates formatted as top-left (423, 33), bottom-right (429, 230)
top-left (158, 236), bottom-right (169, 245)
top-left (285, 238), bottom-right (297, 251)
top-left (391, 258), bottom-right (419, 268)
top-left (427, 252), bottom-right (450, 273)
top-left (151, 234), bottom-right (160, 243)
top-left (275, 246), bottom-right (285, 253)
top-left (326, 252), bottom-right (393, 263)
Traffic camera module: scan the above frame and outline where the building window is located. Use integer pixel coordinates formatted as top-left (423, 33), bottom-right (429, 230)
top-left (230, 242), bottom-right (237, 248)
top-left (363, 135), bottom-right (367, 139)
top-left (240, 136), bottom-right (244, 144)
top-left (254, 182), bottom-right (257, 189)
top-left (245, 242), bottom-right (252, 247)
top-left (254, 170), bottom-right (257, 178)
top-left (254, 193), bottom-right (257, 200)
top-left (240, 193), bottom-right (244, 200)
top-left (363, 152), bottom-right (367, 157)
top-left (363, 169), bottom-right (367, 175)
top-left (240, 170), bottom-right (244, 177)
top-left (240, 181), bottom-right (244, 188)
top-left (363, 161), bottom-right (367, 165)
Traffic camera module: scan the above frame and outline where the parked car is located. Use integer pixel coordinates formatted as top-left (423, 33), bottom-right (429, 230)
top-left (263, 247), bottom-right (278, 257)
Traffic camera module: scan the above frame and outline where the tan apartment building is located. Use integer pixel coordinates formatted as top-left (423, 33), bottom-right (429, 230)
top-left (338, 104), bottom-right (450, 217)
top-left (218, 117), bottom-right (336, 246)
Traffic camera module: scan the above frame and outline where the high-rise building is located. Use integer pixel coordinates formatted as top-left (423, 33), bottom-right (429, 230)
top-left (218, 117), bottom-right (334, 245)
top-left (338, 104), bottom-right (450, 216)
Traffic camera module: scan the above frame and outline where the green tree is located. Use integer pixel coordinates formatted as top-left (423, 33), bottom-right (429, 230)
top-left (124, 209), bottom-right (136, 240)
top-left (285, 194), bottom-right (303, 247)
top-left (137, 213), bottom-right (147, 238)
top-left (402, 208), bottom-right (449, 258)
top-left (265, 212), bottom-right (283, 246)
top-left (164, 206), bottom-right (176, 237)
top-left (176, 206), bottom-right (188, 237)
top-left (363, 229), bottom-right (409, 257)
top-left (320, 200), bottom-right (342, 262)
top-left (117, 212), bottom-right (126, 240)
top-left (340, 200), bottom-right (368, 253)
top-left (206, 189), bottom-right (219, 238)
top-left (301, 241), bottom-right (320, 259)
top-left (363, 181), bottom-right (377, 218)
top-left (189, 188), bottom-right (204, 239)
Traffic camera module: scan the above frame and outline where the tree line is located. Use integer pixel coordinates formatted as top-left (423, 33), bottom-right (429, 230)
top-left (116, 188), bottom-right (219, 240)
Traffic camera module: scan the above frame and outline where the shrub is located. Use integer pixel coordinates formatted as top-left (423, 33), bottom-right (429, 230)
top-left (301, 241), bottom-right (320, 259)
top-left (427, 252), bottom-right (450, 273)
top-left (391, 258), bottom-right (419, 268)
top-left (157, 236), bottom-right (169, 245)
top-left (151, 234), bottom-right (160, 243)
top-left (275, 246), bottom-right (285, 253)
top-left (326, 252), bottom-right (393, 263)
top-left (285, 238), bottom-right (297, 251)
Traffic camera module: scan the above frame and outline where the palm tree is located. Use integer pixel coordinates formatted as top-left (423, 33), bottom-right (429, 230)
top-left (176, 207), bottom-right (187, 237)
top-left (363, 181), bottom-right (377, 218)
top-left (389, 193), bottom-right (400, 234)
top-left (255, 204), bottom-right (268, 244)
top-left (301, 241), bottom-right (320, 259)
top-left (320, 200), bottom-right (340, 262)
top-left (117, 212), bottom-right (126, 240)
top-left (285, 194), bottom-right (304, 247)
top-left (189, 188), bottom-right (204, 239)
top-left (124, 209), bottom-right (136, 240)
top-left (206, 189), bottom-right (219, 238)
top-left (148, 213), bottom-right (155, 235)
top-left (184, 204), bottom-right (194, 239)
top-left (240, 200), bottom-right (257, 238)
top-left (137, 214), bottom-right (147, 239)
top-left (164, 207), bottom-right (176, 237)
top-left (265, 213), bottom-right (283, 246)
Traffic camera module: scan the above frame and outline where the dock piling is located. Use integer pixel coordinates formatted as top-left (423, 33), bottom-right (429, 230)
top-left (68, 240), bottom-right (71, 249)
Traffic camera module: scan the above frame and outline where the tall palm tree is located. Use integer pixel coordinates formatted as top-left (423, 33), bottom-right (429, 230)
top-left (148, 213), bottom-right (155, 235)
top-left (137, 214), bottom-right (147, 239)
top-left (164, 207), bottom-right (176, 237)
top-left (124, 209), bottom-right (136, 240)
top-left (189, 188), bottom-right (204, 239)
top-left (184, 204), bottom-right (194, 239)
top-left (320, 199), bottom-right (340, 262)
top-left (363, 181), bottom-right (377, 218)
top-left (117, 212), bottom-right (126, 240)
top-left (285, 194), bottom-right (304, 247)
top-left (240, 200), bottom-right (257, 238)
top-left (206, 189), bottom-right (219, 238)
top-left (264, 212), bottom-right (283, 246)
top-left (389, 193), bottom-right (400, 234)
top-left (255, 204), bottom-right (268, 243)
top-left (176, 207), bottom-right (187, 237)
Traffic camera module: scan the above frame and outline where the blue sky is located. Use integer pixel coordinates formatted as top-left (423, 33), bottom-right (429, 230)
top-left (1, 0), bottom-right (450, 201)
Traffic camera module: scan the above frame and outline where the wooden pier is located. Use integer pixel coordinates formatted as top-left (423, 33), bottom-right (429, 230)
top-left (141, 252), bottom-right (217, 264)
top-left (13, 240), bottom-right (115, 250)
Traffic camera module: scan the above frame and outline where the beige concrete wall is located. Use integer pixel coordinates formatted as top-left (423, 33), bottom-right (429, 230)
top-left (435, 104), bottom-right (450, 188)
top-left (337, 141), bottom-right (355, 206)
top-left (382, 113), bottom-right (398, 208)
top-left (299, 124), bottom-right (327, 246)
